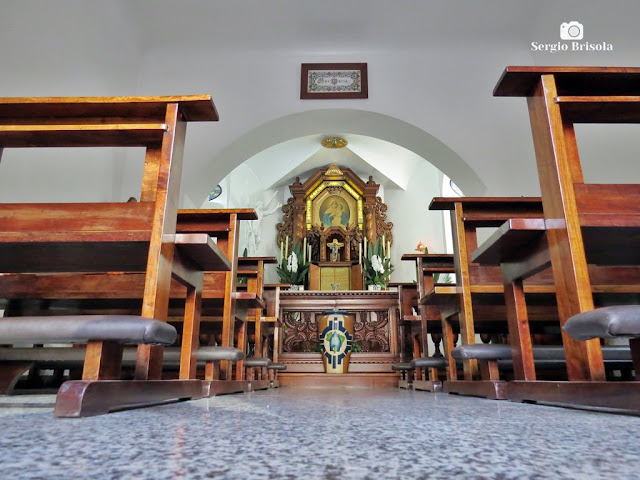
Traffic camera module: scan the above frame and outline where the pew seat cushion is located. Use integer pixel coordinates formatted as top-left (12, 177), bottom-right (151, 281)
top-left (0, 346), bottom-right (244, 369)
top-left (451, 344), bottom-right (630, 372)
top-left (411, 357), bottom-right (447, 369)
top-left (244, 357), bottom-right (271, 368)
top-left (196, 347), bottom-right (244, 362)
top-left (451, 344), bottom-right (512, 360)
top-left (268, 362), bottom-right (287, 371)
top-left (0, 315), bottom-right (176, 345)
top-left (564, 306), bottom-right (640, 340)
top-left (391, 362), bottom-right (414, 372)
top-left (0, 347), bottom-right (86, 368)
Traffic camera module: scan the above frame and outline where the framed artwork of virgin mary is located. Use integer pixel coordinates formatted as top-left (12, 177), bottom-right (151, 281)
top-left (311, 188), bottom-right (358, 228)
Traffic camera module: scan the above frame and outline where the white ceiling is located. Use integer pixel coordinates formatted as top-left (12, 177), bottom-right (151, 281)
top-left (244, 134), bottom-right (422, 192)
top-left (124, 1), bottom-right (640, 54)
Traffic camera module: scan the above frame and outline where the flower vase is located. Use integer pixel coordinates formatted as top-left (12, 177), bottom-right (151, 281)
top-left (289, 284), bottom-right (304, 291)
top-left (367, 284), bottom-right (382, 291)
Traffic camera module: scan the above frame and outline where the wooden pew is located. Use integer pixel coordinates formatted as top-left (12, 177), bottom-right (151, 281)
top-left (0, 95), bottom-right (219, 416)
top-left (174, 209), bottom-right (258, 395)
top-left (488, 66), bottom-right (640, 411)
top-left (472, 217), bottom-right (640, 408)
top-left (426, 198), bottom-right (559, 398)
top-left (0, 209), bottom-right (258, 398)
top-left (399, 255), bottom-right (455, 391)
top-left (237, 256), bottom-right (277, 390)
top-left (389, 282), bottom-right (420, 388)
top-left (262, 284), bottom-right (289, 388)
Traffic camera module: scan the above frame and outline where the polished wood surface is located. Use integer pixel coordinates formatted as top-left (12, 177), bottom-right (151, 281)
top-left (0, 95), bottom-right (218, 121)
top-left (488, 67), bottom-right (640, 410)
top-left (427, 197), bottom-right (546, 383)
top-left (0, 96), bottom-right (219, 415)
top-left (493, 66), bottom-right (640, 97)
top-left (400, 253), bottom-right (454, 376)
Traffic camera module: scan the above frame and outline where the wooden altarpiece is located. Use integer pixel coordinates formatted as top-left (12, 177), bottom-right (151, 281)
top-left (276, 164), bottom-right (393, 290)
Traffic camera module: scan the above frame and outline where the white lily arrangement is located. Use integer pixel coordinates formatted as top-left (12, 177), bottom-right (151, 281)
top-left (276, 240), bottom-right (309, 285)
top-left (362, 237), bottom-right (394, 288)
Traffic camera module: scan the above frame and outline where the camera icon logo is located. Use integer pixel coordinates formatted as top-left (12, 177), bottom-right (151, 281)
top-left (560, 21), bottom-right (584, 40)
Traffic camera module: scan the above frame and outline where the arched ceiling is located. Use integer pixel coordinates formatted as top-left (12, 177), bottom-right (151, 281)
top-left (197, 109), bottom-right (485, 205)
top-left (245, 134), bottom-right (426, 192)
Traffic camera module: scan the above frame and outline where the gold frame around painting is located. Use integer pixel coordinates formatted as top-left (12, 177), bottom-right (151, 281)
top-left (307, 181), bottom-right (363, 231)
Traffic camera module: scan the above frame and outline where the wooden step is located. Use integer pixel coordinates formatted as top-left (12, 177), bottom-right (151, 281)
top-left (278, 372), bottom-right (400, 388)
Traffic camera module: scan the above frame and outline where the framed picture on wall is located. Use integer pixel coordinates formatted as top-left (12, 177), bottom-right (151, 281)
top-left (300, 63), bottom-right (368, 99)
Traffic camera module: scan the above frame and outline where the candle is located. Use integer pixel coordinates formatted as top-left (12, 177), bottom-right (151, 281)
top-left (364, 236), bottom-right (367, 257)
top-left (280, 241), bottom-right (283, 263)
top-left (308, 244), bottom-right (312, 262)
top-left (387, 240), bottom-right (391, 260)
top-left (303, 237), bottom-right (307, 263)
top-left (382, 235), bottom-right (386, 256)
top-left (285, 235), bottom-right (289, 258)
top-left (359, 242), bottom-right (362, 265)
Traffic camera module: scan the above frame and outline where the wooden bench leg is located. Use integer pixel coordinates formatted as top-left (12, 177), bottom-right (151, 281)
top-left (479, 360), bottom-right (500, 381)
top-left (201, 360), bottom-right (248, 397)
top-left (630, 337), bottom-right (640, 381)
top-left (82, 341), bottom-right (123, 380)
top-left (54, 379), bottom-right (202, 418)
top-left (0, 363), bottom-right (34, 395)
top-left (205, 361), bottom-right (221, 381)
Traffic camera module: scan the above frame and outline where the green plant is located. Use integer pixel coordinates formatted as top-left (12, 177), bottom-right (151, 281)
top-left (362, 237), bottom-right (394, 287)
top-left (237, 247), bottom-right (248, 285)
top-left (276, 240), bottom-right (310, 285)
top-left (434, 273), bottom-right (453, 284)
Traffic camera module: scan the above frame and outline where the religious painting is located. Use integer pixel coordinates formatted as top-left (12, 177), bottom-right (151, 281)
top-left (311, 188), bottom-right (358, 229)
top-left (320, 195), bottom-right (350, 227)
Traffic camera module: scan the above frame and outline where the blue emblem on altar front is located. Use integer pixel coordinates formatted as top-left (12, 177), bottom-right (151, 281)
top-left (319, 315), bottom-right (353, 369)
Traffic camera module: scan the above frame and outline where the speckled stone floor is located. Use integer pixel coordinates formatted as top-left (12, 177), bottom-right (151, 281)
top-left (1, 386), bottom-right (640, 479)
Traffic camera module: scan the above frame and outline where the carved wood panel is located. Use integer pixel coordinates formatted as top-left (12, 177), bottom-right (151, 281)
top-left (283, 309), bottom-right (390, 353)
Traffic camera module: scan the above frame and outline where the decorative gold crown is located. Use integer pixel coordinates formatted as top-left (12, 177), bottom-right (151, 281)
top-left (321, 136), bottom-right (348, 149)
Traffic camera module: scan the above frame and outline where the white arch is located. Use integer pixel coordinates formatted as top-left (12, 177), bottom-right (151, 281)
top-left (194, 109), bottom-right (485, 203)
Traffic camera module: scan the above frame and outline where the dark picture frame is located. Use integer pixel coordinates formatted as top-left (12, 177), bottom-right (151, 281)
top-left (300, 63), bottom-right (368, 99)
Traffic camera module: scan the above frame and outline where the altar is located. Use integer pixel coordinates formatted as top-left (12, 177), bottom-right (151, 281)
top-left (276, 290), bottom-right (401, 387)
top-left (273, 164), bottom-right (399, 386)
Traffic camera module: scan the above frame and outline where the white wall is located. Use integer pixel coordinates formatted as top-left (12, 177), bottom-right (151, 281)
top-left (134, 45), bottom-right (536, 208)
top-left (385, 163), bottom-right (445, 283)
top-left (0, 2), bottom-right (143, 203)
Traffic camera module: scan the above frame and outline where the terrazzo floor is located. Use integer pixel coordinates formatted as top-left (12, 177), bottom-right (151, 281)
top-left (1, 386), bottom-right (640, 479)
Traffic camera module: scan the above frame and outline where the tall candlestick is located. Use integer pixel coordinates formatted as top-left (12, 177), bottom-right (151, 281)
top-left (303, 237), bottom-right (307, 263)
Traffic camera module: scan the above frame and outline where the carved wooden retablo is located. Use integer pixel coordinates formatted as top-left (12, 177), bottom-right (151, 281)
top-left (276, 164), bottom-right (393, 290)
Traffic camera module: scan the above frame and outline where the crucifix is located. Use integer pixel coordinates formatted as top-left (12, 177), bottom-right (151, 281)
top-left (328, 238), bottom-right (344, 262)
